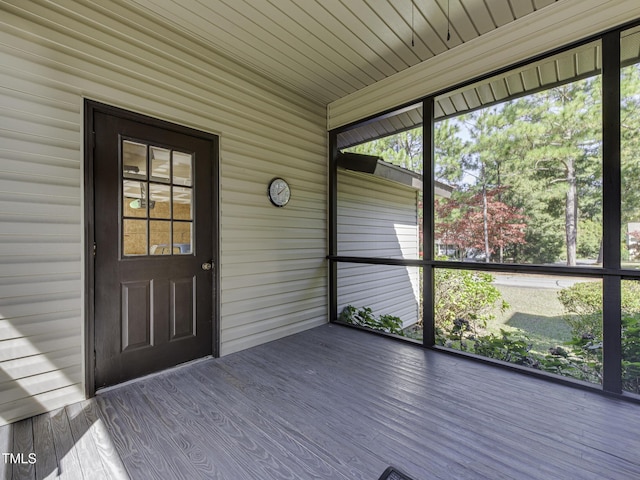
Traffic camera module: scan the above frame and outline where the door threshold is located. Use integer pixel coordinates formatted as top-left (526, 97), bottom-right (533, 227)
top-left (96, 355), bottom-right (213, 395)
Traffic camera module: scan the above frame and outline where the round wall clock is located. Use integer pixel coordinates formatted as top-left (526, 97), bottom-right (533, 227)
top-left (268, 177), bottom-right (291, 207)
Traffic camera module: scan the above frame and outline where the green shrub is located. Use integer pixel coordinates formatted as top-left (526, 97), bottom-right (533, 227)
top-left (473, 329), bottom-right (541, 368)
top-left (339, 305), bottom-right (405, 336)
top-left (434, 268), bottom-right (508, 339)
top-left (554, 281), bottom-right (640, 391)
top-left (540, 335), bottom-right (603, 384)
top-left (378, 314), bottom-right (405, 335)
top-left (622, 314), bottom-right (640, 392)
top-left (557, 281), bottom-right (603, 338)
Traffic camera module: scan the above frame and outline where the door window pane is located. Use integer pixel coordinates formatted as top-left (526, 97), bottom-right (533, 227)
top-left (173, 222), bottom-right (192, 254)
top-left (121, 139), bottom-right (196, 257)
top-left (173, 187), bottom-right (192, 221)
top-left (122, 141), bottom-right (147, 179)
top-left (150, 146), bottom-right (171, 182)
top-left (149, 184), bottom-right (171, 219)
top-left (173, 151), bottom-right (193, 186)
top-left (123, 219), bottom-right (147, 256)
top-left (123, 180), bottom-right (147, 218)
top-left (149, 220), bottom-right (171, 255)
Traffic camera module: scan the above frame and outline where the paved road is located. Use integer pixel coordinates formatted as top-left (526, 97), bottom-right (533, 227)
top-left (491, 273), bottom-right (594, 289)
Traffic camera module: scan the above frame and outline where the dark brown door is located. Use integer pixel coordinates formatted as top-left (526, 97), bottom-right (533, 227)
top-left (92, 107), bottom-right (217, 389)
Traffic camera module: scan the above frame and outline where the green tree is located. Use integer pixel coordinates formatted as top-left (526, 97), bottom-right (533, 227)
top-left (522, 79), bottom-right (602, 266)
top-left (345, 68), bottom-right (640, 268)
top-left (434, 118), bottom-right (467, 182)
top-left (345, 127), bottom-right (423, 173)
top-left (436, 77), bottom-right (603, 265)
top-left (621, 64), bottom-right (640, 259)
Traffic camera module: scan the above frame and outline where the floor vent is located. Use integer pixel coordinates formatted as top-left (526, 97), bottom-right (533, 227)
top-left (378, 466), bottom-right (416, 480)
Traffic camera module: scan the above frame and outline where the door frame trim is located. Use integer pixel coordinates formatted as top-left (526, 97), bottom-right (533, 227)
top-left (83, 99), bottom-right (220, 397)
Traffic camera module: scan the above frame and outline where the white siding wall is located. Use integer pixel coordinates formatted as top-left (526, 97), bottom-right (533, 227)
top-left (0, 0), bottom-right (326, 425)
top-left (337, 169), bottom-right (420, 327)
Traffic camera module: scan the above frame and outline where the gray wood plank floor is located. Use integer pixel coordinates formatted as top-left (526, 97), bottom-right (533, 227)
top-left (3, 323), bottom-right (640, 479)
top-left (1, 399), bottom-right (128, 480)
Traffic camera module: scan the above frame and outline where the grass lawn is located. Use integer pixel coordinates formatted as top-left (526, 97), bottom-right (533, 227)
top-left (486, 284), bottom-right (573, 355)
top-left (403, 276), bottom-right (578, 352)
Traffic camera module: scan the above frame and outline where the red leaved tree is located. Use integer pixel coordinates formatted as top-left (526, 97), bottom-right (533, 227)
top-left (435, 187), bottom-right (527, 262)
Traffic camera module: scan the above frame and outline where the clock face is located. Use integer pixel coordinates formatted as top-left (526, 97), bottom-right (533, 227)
top-left (268, 178), bottom-right (291, 207)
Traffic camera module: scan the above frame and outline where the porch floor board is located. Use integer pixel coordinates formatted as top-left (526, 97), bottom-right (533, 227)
top-left (3, 323), bottom-right (640, 479)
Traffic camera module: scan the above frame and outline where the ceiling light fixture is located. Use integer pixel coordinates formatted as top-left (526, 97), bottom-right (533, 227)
top-left (130, 182), bottom-right (155, 210)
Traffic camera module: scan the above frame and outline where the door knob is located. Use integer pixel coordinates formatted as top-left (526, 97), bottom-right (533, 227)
top-left (201, 262), bottom-right (213, 271)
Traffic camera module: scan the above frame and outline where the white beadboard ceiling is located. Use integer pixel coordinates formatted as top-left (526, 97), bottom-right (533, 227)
top-left (123, 0), bottom-right (560, 106)
top-left (337, 39), bottom-right (605, 148)
top-left (336, 26), bottom-right (640, 148)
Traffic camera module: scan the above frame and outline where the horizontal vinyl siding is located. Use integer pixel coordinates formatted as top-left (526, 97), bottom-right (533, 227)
top-left (220, 135), bottom-right (327, 355)
top-left (338, 170), bottom-right (419, 259)
top-left (337, 170), bottom-right (420, 327)
top-left (337, 264), bottom-right (420, 329)
top-left (0, 0), bottom-right (326, 424)
top-left (0, 56), bottom-right (84, 424)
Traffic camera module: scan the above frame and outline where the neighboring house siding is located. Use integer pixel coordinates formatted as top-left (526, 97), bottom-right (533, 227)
top-left (337, 169), bottom-right (420, 327)
top-left (0, 1), bottom-right (326, 425)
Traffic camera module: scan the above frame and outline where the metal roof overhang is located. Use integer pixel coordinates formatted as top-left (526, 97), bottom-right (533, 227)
top-left (337, 28), bottom-right (640, 151)
top-left (337, 152), bottom-right (454, 197)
